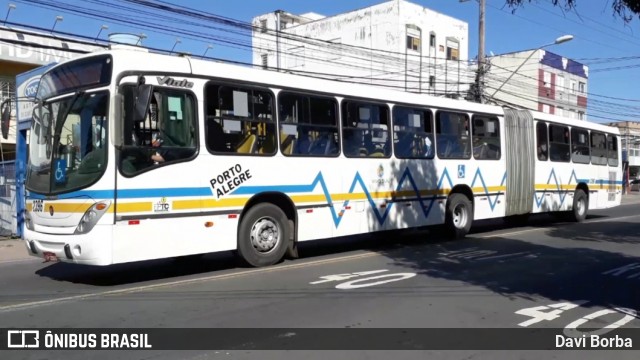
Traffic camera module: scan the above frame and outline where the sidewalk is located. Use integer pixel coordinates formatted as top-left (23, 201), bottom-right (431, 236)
top-left (0, 237), bottom-right (32, 264)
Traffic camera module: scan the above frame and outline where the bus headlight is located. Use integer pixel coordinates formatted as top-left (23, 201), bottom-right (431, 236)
top-left (75, 201), bottom-right (110, 234)
top-left (24, 211), bottom-right (34, 231)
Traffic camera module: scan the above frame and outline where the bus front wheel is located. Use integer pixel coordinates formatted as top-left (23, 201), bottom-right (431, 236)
top-left (238, 203), bottom-right (289, 267)
top-left (445, 193), bottom-right (473, 239)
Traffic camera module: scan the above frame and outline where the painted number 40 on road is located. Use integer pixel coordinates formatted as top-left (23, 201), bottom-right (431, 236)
top-left (310, 270), bottom-right (416, 289)
top-left (515, 301), bottom-right (637, 337)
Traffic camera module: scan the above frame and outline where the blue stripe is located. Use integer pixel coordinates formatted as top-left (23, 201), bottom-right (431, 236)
top-left (233, 183), bottom-right (316, 194)
top-left (576, 178), bottom-right (623, 185)
top-left (28, 187), bottom-right (212, 200)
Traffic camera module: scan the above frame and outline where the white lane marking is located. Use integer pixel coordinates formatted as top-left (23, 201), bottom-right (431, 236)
top-left (0, 252), bottom-right (378, 313)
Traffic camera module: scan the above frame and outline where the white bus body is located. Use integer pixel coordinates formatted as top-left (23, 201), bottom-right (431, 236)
top-left (10, 48), bottom-right (621, 266)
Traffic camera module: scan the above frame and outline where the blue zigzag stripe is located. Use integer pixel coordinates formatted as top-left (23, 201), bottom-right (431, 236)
top-left (534, 169), bottom-right (578, 208)
top-left (234, 167), bottom-right (506, 227)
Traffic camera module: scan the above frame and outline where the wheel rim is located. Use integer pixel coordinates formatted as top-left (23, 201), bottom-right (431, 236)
top-left (250, 216), bottom-right (280, 254)
top-left (452, 203), bottom-right (468, 229)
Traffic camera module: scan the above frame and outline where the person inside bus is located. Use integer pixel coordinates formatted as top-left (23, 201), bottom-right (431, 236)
top-left (149, 104), bottom-right (178, 164)
top-left (537, 143), bottom-right (548, 160)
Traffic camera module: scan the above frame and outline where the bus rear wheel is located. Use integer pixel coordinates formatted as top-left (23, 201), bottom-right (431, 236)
top-left (445, 193), bottom-right (473, 239)
top-left (237, 203), bottom-right (289, 267)
top-left (569, 189), bottom-right (588, 222)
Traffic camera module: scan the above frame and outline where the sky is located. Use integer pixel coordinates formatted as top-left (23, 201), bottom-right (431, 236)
top-left (3, 0), bottom-right (640, 124)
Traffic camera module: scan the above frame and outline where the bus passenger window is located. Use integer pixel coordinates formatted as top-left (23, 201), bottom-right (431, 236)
top-left (392, 106), bottom-right (434, 159)
top-left (471, 116), bottom-right (500, 160)
top-left (436, 111), bottom-right (470, 159)
top-left (549, 124), bottom-right (570, 162)
top-left (536, 122), bottom-right (548, 161)
top-left (571, 127), bottom-right (590, 164)
top-left (341, 100), bottom-right (390, 158)
top-left (277, 92), bottom-right (339, 157)
top-left (608, 134), bottom-right (618, 167)
top-left (204, 83), bottom-right (276, 156)
top-left (590, 131), bottom-right (607, 165)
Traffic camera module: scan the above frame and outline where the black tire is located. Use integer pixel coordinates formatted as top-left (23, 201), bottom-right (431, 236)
top-left (445, 193), bottom-right (473, 239)
top-left (237, 203), bottom-right (290, 267)
top-left (569, 189), bottom-right (588, 222)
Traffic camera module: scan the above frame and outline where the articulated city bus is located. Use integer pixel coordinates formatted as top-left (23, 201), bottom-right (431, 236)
top-left (0, 46), bottom-right (622, 267)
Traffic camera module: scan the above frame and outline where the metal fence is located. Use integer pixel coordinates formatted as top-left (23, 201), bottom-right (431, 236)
top-left (0, 161), bottom-right (16, 237)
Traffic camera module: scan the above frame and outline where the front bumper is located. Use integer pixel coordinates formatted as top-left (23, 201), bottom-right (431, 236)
top-left (24, 225), bottom-right (113, 266)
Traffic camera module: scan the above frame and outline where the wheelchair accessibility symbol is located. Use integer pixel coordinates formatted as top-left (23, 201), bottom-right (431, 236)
top-left (458, 164), bottom-right (465, 179)
top-left (54, 159), bottom-right (67, 184)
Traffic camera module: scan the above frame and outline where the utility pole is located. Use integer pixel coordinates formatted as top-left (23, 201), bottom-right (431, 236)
top-left (460, 0), bottom-right (486, 103)
top-left (477, 0), bottom-right (485, 103)
top-left (275, 10), bottom-right (283, 71)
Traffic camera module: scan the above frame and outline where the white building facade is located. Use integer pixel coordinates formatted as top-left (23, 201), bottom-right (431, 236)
top-left (486, 49), bottom-right (588, 119)
top-left (252, 0), bottom-right (471, 97)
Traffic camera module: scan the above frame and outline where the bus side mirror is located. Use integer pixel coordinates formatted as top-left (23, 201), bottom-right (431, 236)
top-left (1, 99), bottom-right (11, 140)
top-left (112, 94), bottom-right (124, 148)
top-left (134, 84), bottom-right (153, 123)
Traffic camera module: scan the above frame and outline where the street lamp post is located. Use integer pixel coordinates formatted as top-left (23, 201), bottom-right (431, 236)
top-left (487, 34), bottom-right (573, 103)
top-left (51, 15), bottom-right (63, 33)
top-left (3, 4), bottom-right (16, 25)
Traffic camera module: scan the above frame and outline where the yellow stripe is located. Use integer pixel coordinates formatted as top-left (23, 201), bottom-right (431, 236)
top-left (471, 186), bottom-right (506, 193)
top-left (535, 184), bottom-right (576, 190)
top-left (115, 202), bottom-right (152, 213)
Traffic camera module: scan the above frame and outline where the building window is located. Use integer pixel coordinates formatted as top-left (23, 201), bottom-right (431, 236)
top-left (570, 80), bottom-right (576, 94)
top-left (260, 19), bottom-right (267, 33)
top-left (543, 71), bottom-right (551, 88)
top-left (542, 104), bottom-right (550, 113)
top-left (556, 107), bottom-right (564, 117)
top-left (406, 35), bottom-right (420, 51)
top-left (445, 38), bottom-right (459, 60)
top-left (579, 82), bottom-right (586, 94)
top-left (578, 111), bottom-right (585, 120)
top-left (429, 75), bottom-right (435, 88)
top-left (429, 33), bottom-right (436, 47)
top-left (280, 20), bottom-right (287, 30)
top-left (261, 54), bottom-right (268, 69)
top-left (557, 75), bottom-right (564, 91)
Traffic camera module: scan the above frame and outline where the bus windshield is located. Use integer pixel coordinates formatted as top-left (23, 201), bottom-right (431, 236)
top-left (27, 91), bottom-right (109, 195)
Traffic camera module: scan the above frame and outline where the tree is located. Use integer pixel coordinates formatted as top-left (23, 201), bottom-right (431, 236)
top-left (505, 0), bottom-right (640, 22)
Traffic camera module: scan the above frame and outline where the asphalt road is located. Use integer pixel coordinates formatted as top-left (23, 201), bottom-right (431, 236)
top-left (2, 198), bottom-right (640, 359)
